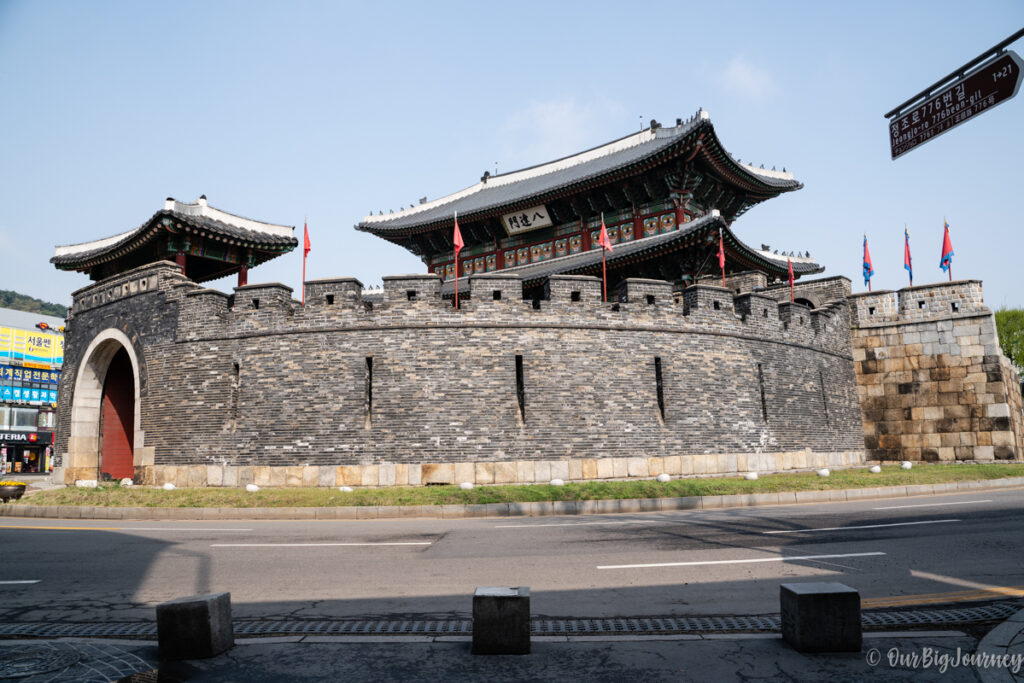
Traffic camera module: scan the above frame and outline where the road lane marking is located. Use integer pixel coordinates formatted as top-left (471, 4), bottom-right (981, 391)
top-left (0, 525), bottom-right (251, 532)
top-left (210, 542), bottom-right (433, 547)
top-left (763, 519), bottom-right (959, 534)
top-left (121, 528), bottom-right (253, 532)
top-left (0, 580), bottom-right (39, 585)
top-left (597, 551), bottom-right (885, 570)
top-left (496, 520), bottom-right (669, 528)
top-left (872, 500), bottom-right (991, 510)
top-left (0, 525), bottom-right (120, 531)
top-left (863, 585), bottom-right (1024, 608)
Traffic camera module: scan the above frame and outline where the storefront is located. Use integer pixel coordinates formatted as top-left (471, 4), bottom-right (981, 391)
top-left (0, 430), bottom-right (53, 475)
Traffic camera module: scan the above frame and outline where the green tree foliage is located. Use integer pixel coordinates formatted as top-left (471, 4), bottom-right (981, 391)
top-left (0, 290), bottom-right (68, 318)
top-left (995, 308), bottom-right (1024, 373)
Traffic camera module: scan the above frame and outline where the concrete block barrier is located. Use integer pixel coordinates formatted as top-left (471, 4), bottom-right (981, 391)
top-left (472, 586), bottom-right (530, 655)
top-left (780, 582), bottom-right (861, 653)
top-left (156, 592), bottom-right (235, 660)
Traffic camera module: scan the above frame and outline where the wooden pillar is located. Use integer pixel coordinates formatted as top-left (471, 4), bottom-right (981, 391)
top-left (175, 252), bottom-right (186, 276)
top-left (237, 264), bottom-right (248, 287)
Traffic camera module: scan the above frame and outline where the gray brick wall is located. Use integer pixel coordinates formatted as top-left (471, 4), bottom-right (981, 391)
top-left (57, 261), bottom-right (864, 478)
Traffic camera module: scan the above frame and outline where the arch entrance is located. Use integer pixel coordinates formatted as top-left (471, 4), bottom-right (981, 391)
top-left (99, 348), bottom-right (135, 479)
top-left (66, 330), bottom-right (143, 482)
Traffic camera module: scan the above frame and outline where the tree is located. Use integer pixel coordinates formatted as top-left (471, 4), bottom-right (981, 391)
top-left (995, 308), bottom-right (1024, 374)
top-left (0, 290), bottom-right (67, 318)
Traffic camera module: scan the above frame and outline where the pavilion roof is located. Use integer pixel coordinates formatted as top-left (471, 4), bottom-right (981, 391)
top-left (356, 110), bottom-right (801, 238)
top-left (440, 211), bottom-right (822, 293)
top-left (52, 197), bottom-right (297, 277)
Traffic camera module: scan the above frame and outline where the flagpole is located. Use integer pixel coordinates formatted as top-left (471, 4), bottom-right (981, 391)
top-left (719, 228), bottom-right (725, 288)
top-left (302, 216), bottom-right (308, 305)
top-left (946, 218), bottom-right (952, 281)
top-left (452, 211), bottom-right (460, 311)
top-left (601, 212), bottom-right (607, 302)
top-left (454, 212), bottom-right (459, 310)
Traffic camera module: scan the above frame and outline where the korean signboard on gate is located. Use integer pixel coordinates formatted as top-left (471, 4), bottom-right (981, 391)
top-left (502, 205), bottom-right (553, 235)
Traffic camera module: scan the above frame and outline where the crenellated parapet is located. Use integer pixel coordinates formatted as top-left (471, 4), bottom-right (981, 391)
top-left (155, 268), bottom-right (856, 354)
top-left (849, 280), bottom-right (987, 328)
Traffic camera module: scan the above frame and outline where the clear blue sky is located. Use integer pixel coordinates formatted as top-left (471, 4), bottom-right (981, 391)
top-left (1, 1), bottom-right (1022, 309)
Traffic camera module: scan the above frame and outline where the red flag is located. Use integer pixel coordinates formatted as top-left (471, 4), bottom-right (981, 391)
top-left (788, 258), bottom-right (794, 302)
top-left (453, 213), bottom-right (464, 255)
top-left (717, 228), bottom-right (726, 287)
top-left (453, 213), bottom-right (463, 309)
top-left (940, 221), bottom-right (954, 279)
top-left (598, 216), bottom-right (613, 252)
top-left (302, 220), bottom-right (310, 305)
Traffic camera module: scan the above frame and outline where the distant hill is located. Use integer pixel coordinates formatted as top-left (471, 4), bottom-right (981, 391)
top-left (0, 290), bottom-right (68, 318)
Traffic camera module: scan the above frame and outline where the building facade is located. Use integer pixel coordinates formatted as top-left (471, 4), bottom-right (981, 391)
top-left (0, 308), bottom-right (64, 474)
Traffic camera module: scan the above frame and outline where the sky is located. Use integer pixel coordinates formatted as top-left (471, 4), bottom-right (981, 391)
top-left (1, 1), bottom-right (1022, 309)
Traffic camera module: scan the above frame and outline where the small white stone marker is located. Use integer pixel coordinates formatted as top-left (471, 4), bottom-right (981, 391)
top-left (869, 465), bottom-right (882, 474)
top-left (745, 472), bottom-right (759, 481)
top-left (76, 479), bottom-right (98, 489)
top-left (245, 484), bottom-right (259, 492)
top-left (549, 478), bottom-right (565, 486)
top-left (120, 478), bottom-right (134, 487)
top-left (459, 482), bottom-right (474, 490)
top-left (816, 469), bottom-right (830, 477)
top-left (901, 461), bottom-right (913, 470)
top-left (338, 486), bottom-right (354, 493)
top-left (163, 483), bottom-right (176, 490)
top-left (656, 473), bottom-right (671, 483)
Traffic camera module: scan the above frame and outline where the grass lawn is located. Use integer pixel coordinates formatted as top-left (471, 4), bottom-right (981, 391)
top-left (8, 462), bottom-right (1024, 508)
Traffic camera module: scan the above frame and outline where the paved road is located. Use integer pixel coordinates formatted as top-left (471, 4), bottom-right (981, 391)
top-left (2, 489), bottom-right (1022, 623)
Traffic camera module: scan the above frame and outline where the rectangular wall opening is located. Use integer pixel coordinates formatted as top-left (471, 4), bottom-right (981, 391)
top-left (570, 291), bottom-right (581, 302)
top-left (326, 294), bottom-right (335, 305)
top-left (515, 354), bottom-right (525, 422)
top-left (229, 361), bottom-right (240, 433)
top-left (757, 363), bottom-right (768, 423)
top-left (365, 357), bottom-right (373, 429)
top-left (646, 295), bottom-right (656, 306)
top-left (493, 290), bottom-right (502, 300)
top-left (654, 357), bottom-right (665, 423)
top-left (819, 369), bottom-right (830, 427)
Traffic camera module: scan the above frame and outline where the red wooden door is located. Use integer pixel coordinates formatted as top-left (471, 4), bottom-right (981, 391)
top-left (100, 348), bottom-right (135, 480)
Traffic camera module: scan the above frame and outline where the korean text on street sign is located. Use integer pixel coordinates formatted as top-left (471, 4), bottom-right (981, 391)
top-left (890, 50), bottom-right (1023, 160)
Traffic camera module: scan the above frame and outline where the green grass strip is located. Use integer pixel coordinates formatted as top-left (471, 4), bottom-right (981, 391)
top-left (7, 463), bottom-right (1024, 509)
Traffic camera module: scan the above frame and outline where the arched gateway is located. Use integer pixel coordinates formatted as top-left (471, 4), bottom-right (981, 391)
top-left (66, 330), bottom-right (142, 482)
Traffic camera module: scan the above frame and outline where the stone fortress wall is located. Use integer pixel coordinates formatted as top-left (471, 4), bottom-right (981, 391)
top-left (849, 281), bottom-right (1023, 462)
top-left (55, 261), bottom-right (865, 487)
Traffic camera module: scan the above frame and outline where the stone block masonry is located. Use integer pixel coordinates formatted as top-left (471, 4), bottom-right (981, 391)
top-left (851, 281), bottom-right (1023, 463)
top-left (55, 261), bottom-right (864, 486)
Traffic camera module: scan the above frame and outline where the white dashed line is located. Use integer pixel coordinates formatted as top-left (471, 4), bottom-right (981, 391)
top-left (763, 519), bottom-right (959, 534)
top-left (598, 551), bottom-right (886, 570)
top-left (872, 500), bottom-right (990, 510)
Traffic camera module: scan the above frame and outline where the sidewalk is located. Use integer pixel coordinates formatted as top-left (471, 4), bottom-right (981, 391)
top-left (1, 627), bottom-right (1018, 682)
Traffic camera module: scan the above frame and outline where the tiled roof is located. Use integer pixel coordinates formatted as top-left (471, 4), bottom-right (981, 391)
top-left (440, 212), bottom-right (822, 292)
top-left (356, 111), bottom-right (800, 235)
top-left (52, 198), bottom-right (297, 268)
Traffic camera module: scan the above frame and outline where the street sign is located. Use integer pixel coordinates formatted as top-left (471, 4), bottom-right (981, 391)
top-left (889, 50), bottom-right (1023, 159)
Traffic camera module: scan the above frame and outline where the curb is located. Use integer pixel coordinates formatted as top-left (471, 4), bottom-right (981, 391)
top-left (974, 606), bottom-right (1024, 683)
top-left (2, 477), bottom-right (1023, 521)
